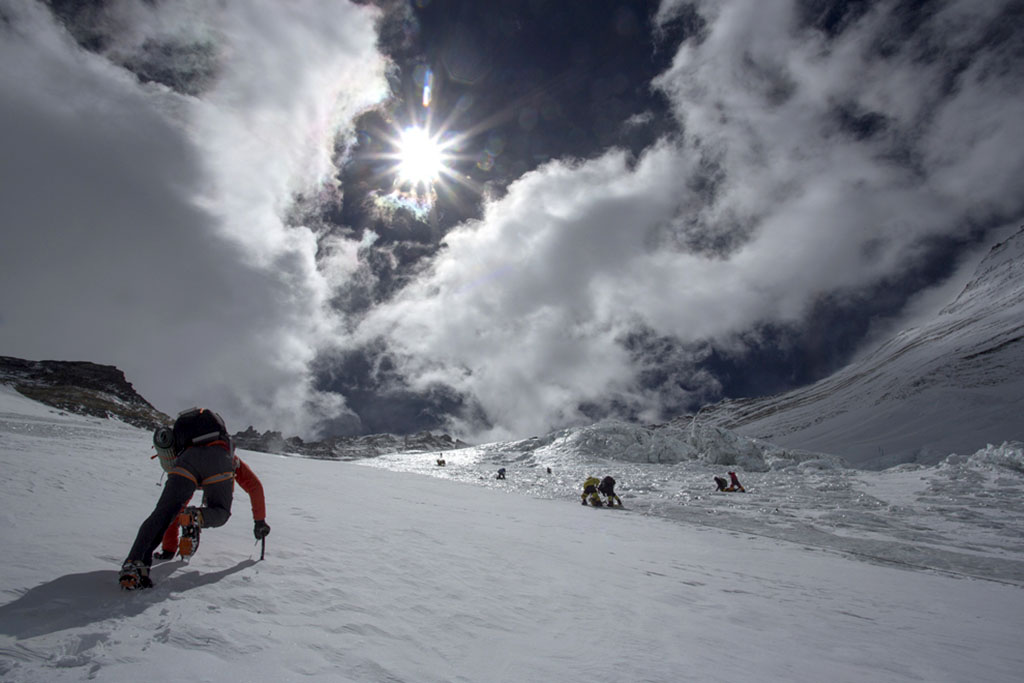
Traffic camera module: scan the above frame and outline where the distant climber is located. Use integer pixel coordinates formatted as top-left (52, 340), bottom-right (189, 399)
top-left (713, 472), bottom-right (746, 492)
top-left (581, 476), bottom-right (602, 506)
top-left (436, 458), bottom-right (446, 467)
top-left (598, 475), bottom-right (622, 507)
top-left (496, 467), bottom-right (506, 480)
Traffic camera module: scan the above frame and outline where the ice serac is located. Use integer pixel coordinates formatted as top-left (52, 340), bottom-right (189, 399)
top-left (232, 425), bottom-right (470, 460)
top-left (697, 226), bottom-right (1024, 469)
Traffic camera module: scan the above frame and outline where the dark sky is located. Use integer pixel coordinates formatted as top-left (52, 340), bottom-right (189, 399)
top-left (2, 0), bottom-right (1023, 440)
top-left (334, 0), bottom-right (689, 296)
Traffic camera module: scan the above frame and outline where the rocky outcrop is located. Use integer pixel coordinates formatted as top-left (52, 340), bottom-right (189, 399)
top-left (0, 356), bottom-right (170, 430)
top-left (0, 355), bottom-right (469, 459)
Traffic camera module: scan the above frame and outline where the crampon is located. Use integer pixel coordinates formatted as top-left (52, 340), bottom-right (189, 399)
top-left (118, 561), bottom-right (153, 590)
top-left (177, 507), bottom-right (203, 559)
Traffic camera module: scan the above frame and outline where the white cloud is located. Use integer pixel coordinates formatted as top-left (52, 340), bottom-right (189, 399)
top-left (350, 0), bottom-right (1024, 440)
top-left (0, 0), bottom-right (387, 435)
top-left (3, 0), bottom-right (1022, 441)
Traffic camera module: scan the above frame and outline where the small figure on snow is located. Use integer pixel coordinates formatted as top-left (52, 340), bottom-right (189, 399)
top-left (581, 476), bottom-right (603, 506)
top-left (496, 467), bottom-right (506, 480)
top-left (713, 472), bottom-right (746, 492)
top-left (598, 476), bottom-right (622, 507)
top-left (436, 458), bottom-right (446, 467)
top-left (119, 408), bottom-right (262, 590)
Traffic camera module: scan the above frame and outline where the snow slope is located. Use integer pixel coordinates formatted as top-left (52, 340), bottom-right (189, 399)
top-left (2, 387), bottom-right (1024, 682)
top-left (368, 420), bottom-right (1024, 586)
top-left (698, 226), bottom-right (1024, 468)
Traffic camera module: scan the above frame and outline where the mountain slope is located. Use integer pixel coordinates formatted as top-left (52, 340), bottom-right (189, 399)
top-left (2, 387), bottom-right (1023, 682)
top-left (698, 226), bottom-right (1024, 468)
top-left (0, 356), bottom-right (469, 459)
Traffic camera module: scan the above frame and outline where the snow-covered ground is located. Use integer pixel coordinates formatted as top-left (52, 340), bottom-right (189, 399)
top-left (366, 421), bottom-right (1024, 587)
top-left (2, 386), bottom-right (1024, 682)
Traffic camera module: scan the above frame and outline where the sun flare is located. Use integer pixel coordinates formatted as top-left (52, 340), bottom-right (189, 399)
top-left (396, 126), bottom-right (447, 187)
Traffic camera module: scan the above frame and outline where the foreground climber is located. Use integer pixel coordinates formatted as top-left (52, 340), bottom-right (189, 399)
top-left (153, 444), bottom-right (269, 562)
top-left (119, 408), bottom-right (239, 590)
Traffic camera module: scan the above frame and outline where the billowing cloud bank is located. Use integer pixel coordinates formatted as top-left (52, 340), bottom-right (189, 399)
top-left (1, 0), bottom-right (387, 434)
top-left (347, 0), bottom-right (1024, 440)
top-left (2, 0), bottom-right (1022, 441)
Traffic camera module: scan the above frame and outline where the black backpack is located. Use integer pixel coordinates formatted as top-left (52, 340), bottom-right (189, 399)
top-left (172, 408), bottom-right (229, 455)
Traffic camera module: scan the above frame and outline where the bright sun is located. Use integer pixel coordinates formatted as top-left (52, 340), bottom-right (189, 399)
top-left (396, 127), bottom-right (447, 187)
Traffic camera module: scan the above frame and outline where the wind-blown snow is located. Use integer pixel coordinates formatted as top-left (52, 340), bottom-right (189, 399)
top-left (2, 386), bottom-right (1023, 682)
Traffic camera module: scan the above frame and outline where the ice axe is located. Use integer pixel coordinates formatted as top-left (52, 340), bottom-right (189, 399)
top-left (253, 520), bottom-right (270, 560)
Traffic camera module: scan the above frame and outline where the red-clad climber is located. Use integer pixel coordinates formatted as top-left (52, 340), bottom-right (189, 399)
top-left (154, 450), bottom-right (268, 560)
top-left (118, 408), bottom-right (270, 590)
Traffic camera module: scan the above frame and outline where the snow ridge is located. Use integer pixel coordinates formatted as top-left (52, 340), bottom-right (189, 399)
top-left (697, 225), bottom-right (1024, 467)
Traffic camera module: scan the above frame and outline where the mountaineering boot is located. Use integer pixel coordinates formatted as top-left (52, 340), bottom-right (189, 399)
top-left (177, 507), bottom-right (204, 559)
top-left (118, 561), bottom-right (153, 590)
top-left (153, 548), bottom-right (175, 561)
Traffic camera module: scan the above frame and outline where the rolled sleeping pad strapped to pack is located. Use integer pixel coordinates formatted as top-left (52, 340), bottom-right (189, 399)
top-left (154, 426), bottom-right (173, 449)
top-left (153, 426), bottom-right (176, 473)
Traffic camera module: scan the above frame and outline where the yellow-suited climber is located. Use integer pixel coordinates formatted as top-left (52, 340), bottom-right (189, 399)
top-left (581, 476), bottom-right (603, 506)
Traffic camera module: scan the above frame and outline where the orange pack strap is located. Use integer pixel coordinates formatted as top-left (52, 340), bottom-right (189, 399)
top-left (201, 471), bottom-right (235, 487)
top-left (169, 468), bottom-right (235, 487)
top-left (168, 467), bottom-right (198, 485)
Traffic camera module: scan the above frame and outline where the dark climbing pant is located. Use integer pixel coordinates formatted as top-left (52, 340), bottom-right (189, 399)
top-left (124, 445), bottom-right (234, 566)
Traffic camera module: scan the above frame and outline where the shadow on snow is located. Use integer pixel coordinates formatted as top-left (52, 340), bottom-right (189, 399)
top-left (0, 559), bottom-right (258, 639)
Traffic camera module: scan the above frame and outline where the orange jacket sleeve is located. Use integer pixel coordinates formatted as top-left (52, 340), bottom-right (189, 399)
top-left (234, 457), bottom-right (267, 522)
